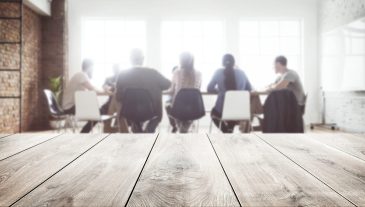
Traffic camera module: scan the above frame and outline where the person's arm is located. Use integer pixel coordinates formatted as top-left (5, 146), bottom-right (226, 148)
top-left (82, 80), bottom-right (110, 96)
top-left (241, 70), bottom-right (253, 91)
top-left (268, 79), bottom-right (290, 90)
top-left (157, 71), bottom-right (171, 91)
top-left (165, 72), bottom-right (177, 95)
top-left (207, 70), bottom-right (219, 93)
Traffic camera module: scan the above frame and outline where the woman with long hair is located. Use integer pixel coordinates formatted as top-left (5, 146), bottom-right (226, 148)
top-left (166, 52), bottom-right (202, 133)
top-left (207, 54), bottom-right (252, 133)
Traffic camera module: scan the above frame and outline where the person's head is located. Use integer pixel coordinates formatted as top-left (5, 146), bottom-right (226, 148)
top-left (274, 56), bottom-right (288, 74)
top-left (222, 54), bottom-right (235, 69)
top-left (222, 54), bottom-right (237, 90)
top-left (130, 48), bottom-right (144, 66)
top-left (179, 52), bottom-right (194, 71)
top-left (82, 59), bottom-right (94, 78)
top-left (112, 64), bottom-right (120, 76)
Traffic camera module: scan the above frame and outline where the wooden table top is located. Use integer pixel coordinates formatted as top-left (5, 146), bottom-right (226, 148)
top-left (0, 133), bottom-right (364, 207)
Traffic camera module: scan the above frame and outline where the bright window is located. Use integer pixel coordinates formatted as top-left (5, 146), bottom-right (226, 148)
top-left (161, 21), bottom-right (225, 90)
top-left (82, 19), bottom-right (146, 87)
top-left (239, 20), bottom-right (303, 89)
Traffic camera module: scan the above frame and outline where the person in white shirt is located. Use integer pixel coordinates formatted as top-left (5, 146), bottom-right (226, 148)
top-left (62, 59), bottom-right (110, 133)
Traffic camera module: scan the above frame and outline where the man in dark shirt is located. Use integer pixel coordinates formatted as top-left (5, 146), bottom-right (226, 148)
top-left (116, 49), bottom-right (171, 133)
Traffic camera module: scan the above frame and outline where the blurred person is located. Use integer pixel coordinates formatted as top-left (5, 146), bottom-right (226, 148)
top-left (116, 49), bottom-right (171, 133)
top-left (207, 54), bottom-right (252, 133)
top-left (166, 52), bottom-right (202, 133)
top-left (62, 59), bottom-right (111, 133)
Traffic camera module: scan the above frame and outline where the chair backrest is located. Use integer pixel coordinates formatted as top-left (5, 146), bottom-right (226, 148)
top-left (222, 91), bottom-right (251, 121)
top-left (171, 89), bottom-right (205, 121)
top-left (302, 93), bottom-right (308, 115)
top-left (121, 88), bottom-right (156, 122)
top-left (75, 91), bottom-right (101, 121)
top-left (43, 89), bottom-right (64, 116)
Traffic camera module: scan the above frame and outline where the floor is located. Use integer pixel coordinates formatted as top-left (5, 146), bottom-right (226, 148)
top-left (0, 132), bottom-right (364, 206)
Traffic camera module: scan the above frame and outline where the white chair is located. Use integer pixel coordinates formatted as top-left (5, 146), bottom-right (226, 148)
top-left (209, 91), bottom-right (251, 133)
top-left (75, 91), bottom-right (116, 133)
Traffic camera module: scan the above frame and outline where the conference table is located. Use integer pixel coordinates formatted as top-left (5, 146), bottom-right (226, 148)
top-left (0, 133), bottom-right (364, 206)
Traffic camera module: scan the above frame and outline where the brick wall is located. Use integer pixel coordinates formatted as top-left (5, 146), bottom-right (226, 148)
top-left (39, 0), bottom-right (68, 129)
top-left (319, 0), bottom-right (365, 133)
top-left (22, 6), bottom-right (43, 131)
top-left (0, 2), bottom-right (22, 132)
top-left (0, 0), bottom-right (67, 133)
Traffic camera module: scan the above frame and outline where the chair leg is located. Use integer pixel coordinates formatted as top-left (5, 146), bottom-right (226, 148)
top-left (209, 120), bottom-right (213, 133)
top-left (219, 121), bottom-right (222, 133)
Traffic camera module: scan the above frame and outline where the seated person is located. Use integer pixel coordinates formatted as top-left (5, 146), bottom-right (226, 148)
top-left (166, 52), bottom-right (202, 133)
top-left (165, 66), bottom-right (179, 133)
top-left (62, 59), bottom-right (110, 133)
top-left (101, 64), bottom-right (123, 132)
top-left (116, 49), bottom-right (171, 133)
top-left (256, 56), bottom-right (306, 114)
top-left (100, 64), bottom-right (120, 113)
top-left (207, 54), bottom-right (252, 133)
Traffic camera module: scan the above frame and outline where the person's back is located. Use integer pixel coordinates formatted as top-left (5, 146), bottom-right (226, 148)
top-left (275, 69), bottom-right (305, 106)
top-left (208, 68), bottom-right (252, 114)
top-left (170, 68), bottom-right (202, 100)
top-left (116, 66), bottom-right (171, 119)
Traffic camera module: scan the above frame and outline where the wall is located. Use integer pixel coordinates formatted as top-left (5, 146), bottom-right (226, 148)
top-left (68, 0), bottom-right (320, 124)
top-left (0, 4), bottom-right (43, 133)
top-left (0, 0), bottom-right (67, 133)
top-left (319, 0), bottom-right (365, 133)
top-left (39, 0), bottom-right (68, 129)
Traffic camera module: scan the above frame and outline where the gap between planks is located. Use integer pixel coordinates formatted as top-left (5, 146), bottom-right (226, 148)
top-left (124, 133), bottom-right (161, 207)
top-left (253, 133), bottom-right (358, 207)
top-left (205, 133), bottom-right (243, 207)
top-left (9, 134), bottom-right (112, 207)
top-left (0, 133), bottom-right (64, 162)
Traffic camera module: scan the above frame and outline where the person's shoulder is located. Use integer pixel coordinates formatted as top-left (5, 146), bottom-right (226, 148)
top-left (287, 69), bottom-right (299, 77)
top-left (73, 72), bottom-right (88, 80)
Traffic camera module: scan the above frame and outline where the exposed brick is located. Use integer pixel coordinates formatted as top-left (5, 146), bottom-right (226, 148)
top-left (0, 99), bottom-right (20, 133)
top-left (0, 19), bottom-right (20, 42)
top-left (0, 71), bottom-right (20, 97)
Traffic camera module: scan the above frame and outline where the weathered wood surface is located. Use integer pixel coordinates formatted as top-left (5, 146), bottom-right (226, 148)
top-left (0, 133), bottom-right (60, 160)
top-left (257, 133), bottom-right (365, 207)
top-left (306, 133), bottom-right (365, 161)
top-left (14, 134), bottom-right (157, 207)
top-left (209, 134), bottom-right (353, 207)
top-left (0, 134), bottom-right (108, 206)
top-left (127, 134), bottom-right (240, 207)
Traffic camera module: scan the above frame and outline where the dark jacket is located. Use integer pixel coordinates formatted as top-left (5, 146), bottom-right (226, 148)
top-left (116, 67), bottom-right (171, 118)
top-left (263, 89), bottom-right (304, 133)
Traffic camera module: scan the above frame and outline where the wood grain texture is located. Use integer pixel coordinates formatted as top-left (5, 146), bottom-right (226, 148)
top-left (0, 133), bottom-right (60, 160)
top-left (306, 133), bottom-right (365, 161)
top-left (13, 134), bottom-right (158, 207)
top-left (0, 134), bottom-right (108, 206)
top-left (128, 134), bottom-right (239, 207)
top-left (257, 133), bottom-right (365, 206)
top-left (209, 134), bottom-right (353, 207)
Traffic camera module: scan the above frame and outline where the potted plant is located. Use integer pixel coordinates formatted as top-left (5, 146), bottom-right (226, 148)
top-left (48, 76), bottom-right (65, 129)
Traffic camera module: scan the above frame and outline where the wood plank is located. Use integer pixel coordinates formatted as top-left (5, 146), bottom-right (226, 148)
top-left (305, 133), bottom-right (365, 161)
top-left (0, 133), bottom-right (108, 206)
top-left (0, 133), bottom-right (61, 160)
top-left (256, 133), bottom-right (365, 206)
top-left (128, 134), bottom-right (239, 207)
top-left (13, 134), bottom-right (158, 207)
top-left (209, 134), bottom-right (353, 207)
